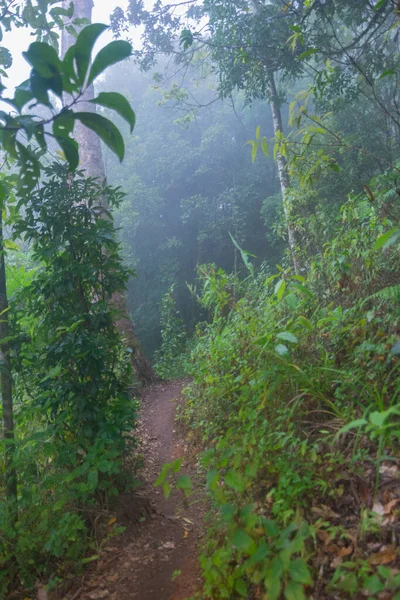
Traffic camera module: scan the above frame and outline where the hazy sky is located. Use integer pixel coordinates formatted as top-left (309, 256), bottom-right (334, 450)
top-left (3, 0), bottom-right (130, 91)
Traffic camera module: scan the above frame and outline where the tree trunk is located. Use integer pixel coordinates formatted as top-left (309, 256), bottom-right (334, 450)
top-left (62, 0), bottom-right (104, 181)
top-left (0, 211), bottom-right (17, 522)
top-left (267, 71), bottom-right (302, 275)
top-left (62, 0), bottom-right (156, 385)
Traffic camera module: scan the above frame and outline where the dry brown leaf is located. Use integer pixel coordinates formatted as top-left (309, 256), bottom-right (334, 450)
top-left (36, 587), bottom-right (48, 600)
top-left (338, 545), bottom-right (353, 557)
top-left (312, 505), bottom-right (340, 519)
top-left (88, 591), bottom-right (109, 600)
top-left (384, 498), bottom-right (400, 514)
top-left (317, 529), bottom-right (332, 546)
top-left (184, 530), bottom-right (189, 539)
top-left (108, 517), bottom-right (117, 526)
top-left (162, 541), bottom-right (175, 550)
top-left (330, 556), bottom-right (343, 569)
top-left (368, 547), bottom-right (397, 566)
top-left (326, 544), bottom-right (340, 554)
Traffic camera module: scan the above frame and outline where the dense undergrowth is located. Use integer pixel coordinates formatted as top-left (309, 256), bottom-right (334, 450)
top-left (157, 167), bottom-right (400, 599)
top-left (0, 166), bottom-right (138, 597)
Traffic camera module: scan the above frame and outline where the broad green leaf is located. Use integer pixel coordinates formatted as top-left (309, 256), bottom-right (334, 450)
top-left (363, 574), bottom-right (384, 595)
top-left (275, 279), bottom-right (286, 300)
top-left (231, 529), bottom-right (253, 552)
top-left (235, 579), bottom-right (248, 597)
top-left (338, 418), bottom-right (367, 435)
top-left (369, 411), bottom-right (386, 428)
top-left (56, 136), bottom-right (79, 171)
top-left (297, 316), bottom-right (313, 331)
top-left (74, 23), bottom-right (109, 85)
top-left (91, 92), bottom-right (136, 133)
top-left (23, 42), bottom-right (61, 79)
top-left (265, 557), bottom-right (283, 600)
top-left (285, 580), bottom-right (305, 600)
top-left (88, 40), bottom-right (132, 86)
top-left (224, 470), bottom-right (245, 492)
top-left (277, 331), bottom-right (298, 344)
top-left (176, 475), bottom-right (192, 495)
top-left (374, 228), bottom-right (400, 251)
top-left (73, 112), bottom-right (125, 162)
top-left (261, 136), bottom-right (269, 157)
top-left (289, 558), bottom-right (312, 585)
top-left (276, 344), bottom-right (289, 356)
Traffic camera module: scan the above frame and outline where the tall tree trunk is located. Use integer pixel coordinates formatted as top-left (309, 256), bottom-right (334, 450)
top-left (267, 71), bottom-right (302, 274)
top-left (0, 211), bottom-right (17, 523)
top-left (62, 0), bottom-right (155, 385)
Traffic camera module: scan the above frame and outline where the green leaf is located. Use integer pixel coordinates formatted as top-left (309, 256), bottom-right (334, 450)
top-left (176, 474), bottom-right (192, 495)
top-left (369, 411), bottom-right (386, 428)
top-left (297, 316), bottom-right (313, 331)
top-left (274, 279), bottom-right (286, 300)
top-left (23, 42), bottom-right (61, 79)
top-left (232, 529), bottom-right (253, 552)
top-left (289, 559), bottom-right (312, 585)
top-left (88, 40), bottom-right (132, 86)
top-left (277, 332), bottom-right (298, 344)
top-left (74, 23), bottom-right (109, 85)
top-left (91, 92), bottom-right (136, 133)
top-left (374, 228), bottom-right (400, 251)
top-left (285, 580), bottom-right (305, 600)
top-left (73, 112), bottom-right (125, 162)
top-left (298, 48), bottom-right (318, 60)
top-left (363, 574), bottom-right (384, 595)
top-left (265, 557), bottom-right (283, 600)
top-left (255, 125), bottom-right (261, 140)
top-left (57, 136), bottom-right (79, 170)
top-left (180, 29), bottom-right (194, 50)
top-left (338, 418), bottom-right (367, 435)
top-left (379, 69), bottom-right (396, 79)
top-left (88, 470), bottom-right (98, 488)
top-left (224, 470), bottom-right (245, 492)
top-left (276, 344), bottom-right (289, 356)
top-left (261, 136), bottom-right (269, 157)
top-left (235, 579), bottom-right (248, 597)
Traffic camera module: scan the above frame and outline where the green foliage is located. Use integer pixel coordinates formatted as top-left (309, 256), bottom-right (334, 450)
top-left (154, 285), bottom-right (189, 379)
top-left (181, 168), bottom-right (400, 599)
top-left (0, 22), bottom-right (134, 192)
top-left (0, 165), bottom-right (137, 594)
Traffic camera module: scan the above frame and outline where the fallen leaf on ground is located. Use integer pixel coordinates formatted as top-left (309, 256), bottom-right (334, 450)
top-left (88, 591), bottom-right (109, 600)
top-left (317, 529), bottom-right (332, 546)
top-left (312, 505), bottom-right (340, 519)
top-left (330, 556), bottom-right (343, 569)
top-left (184, 530), bottom-right (189, 539)
top-left (338, 545), bottom-right (353, 557)
top-left (384, 498), bottom-right (400, 514)
top-left (368, 547), bottom-right (397, 565)
top-left (162, 541), bottom-right (176, 550)
top-left (36, 587), bottom-right (48, 600)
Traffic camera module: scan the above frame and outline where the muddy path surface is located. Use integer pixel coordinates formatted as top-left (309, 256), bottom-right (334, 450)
top-left (65, 381), bottom-right (204, 600)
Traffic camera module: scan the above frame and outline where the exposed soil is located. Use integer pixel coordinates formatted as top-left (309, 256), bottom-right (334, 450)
top-left (64, 381), bottom-right (204, 600)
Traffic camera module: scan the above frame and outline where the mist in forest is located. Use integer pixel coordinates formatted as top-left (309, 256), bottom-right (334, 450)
top-left (102, 56), bottom-right (398, 355)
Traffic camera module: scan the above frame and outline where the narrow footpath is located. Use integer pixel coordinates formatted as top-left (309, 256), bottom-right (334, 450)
top-left (66, 382), bottom-right (204, 600)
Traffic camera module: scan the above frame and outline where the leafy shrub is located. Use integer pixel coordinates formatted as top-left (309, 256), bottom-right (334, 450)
top-left (182, 170), bottom-right (400, 599)
top-left (0, 165), bottom-right (138, 595)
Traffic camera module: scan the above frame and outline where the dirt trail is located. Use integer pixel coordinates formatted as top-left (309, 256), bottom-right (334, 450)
top-left (66, 381), bottom-right (204, 600)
